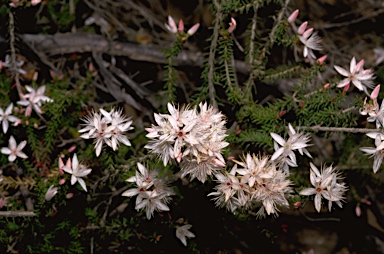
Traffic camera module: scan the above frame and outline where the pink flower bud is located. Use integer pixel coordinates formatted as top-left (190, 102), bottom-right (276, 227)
top-left (66, 193), bottom-right (74, 199)
top-left (343, 83), bottom-right (350, 91)
top-left (178, 19), bottom-right (184, 34)
top-left (187, 23), bottom-right (200, 36)
top-left (361, 198), bottom-right (371, 205)
top-left (317, 55), bottom-right (327, 64)
top-left (323, 83), bottom-right (330, 88)
top-left (228, 18), bottom-right (237, 33)
top-left (176, 152), bottom-right (183, 163)
top-left (45, 185), bottom-right (58, 201)
top-left (302, 28), bottom-right (314, 39)
top-left (68, 145), bottom-right (76, 153)
top-left (32, 71), bottom-right (38, 81)
top-left (355, 205), bottom-right (361, 217)
top-left (59, 178), bottom-right (66, 185)
top-left (288, 9), bottom-right (299, 23)
top-left (297, 21), bottom-right (308, 35)
top-left (371, 85), bottom-right (380, 100)
top-left (212, 158), bottom-right (226, 167)
top-left (145, 127), bottom-right (154, 133)
top-left (166, 16), bottom-right (177, 33)
top-left (294, 201), bottom-right (302, 208)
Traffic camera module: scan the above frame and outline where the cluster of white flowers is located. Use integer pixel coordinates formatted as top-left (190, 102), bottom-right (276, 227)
top-left (122, 163), bottom-right (174, 220)
top-left (17, 85), bottom-right (53, 117)
top-left (209, 153), bottom-right (292, 218)
top-left (299, 163), bottom-right (347, 213)
top-left (334, 56), bottom-right (375, 94)
top-left (270, 123), bottom-right (312, 173)
top-left (145, 102), bottom-right (228, 183)
top-left (79, 108), bottom-right (133, 157)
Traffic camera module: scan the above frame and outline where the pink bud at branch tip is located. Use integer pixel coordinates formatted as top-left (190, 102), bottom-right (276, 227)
top-left (187, 23), bottom-right (200, 36)
top-left (288, 9), bottom-right (299, 24)
top-left (355, 205), bottom-right (361, 217)
top-left (323, 83), bottom-right (330, 88)
top-left (297, 21), bottom-right (308, 35)
top-left (371, 85), bottom-right (380, 100)
top-left (317, 55), bottom-right (327, 64)
top-left (228, 18), bottom-right (237, 33)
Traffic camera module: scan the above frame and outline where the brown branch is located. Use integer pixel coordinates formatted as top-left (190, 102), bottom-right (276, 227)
top-left (19, 33), bottom-right (250, 74)
top-left (0, 211), bottom-right (36, 217)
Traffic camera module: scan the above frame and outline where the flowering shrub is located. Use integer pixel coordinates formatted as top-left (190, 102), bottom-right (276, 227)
top-left (0, 0), bottom-right (384, 253)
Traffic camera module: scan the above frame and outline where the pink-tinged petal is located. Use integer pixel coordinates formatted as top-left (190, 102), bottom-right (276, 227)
top-left (72, 154), bottom-right (79, 170)
top-left (303, 46), bottom-right (308, 57)
top-left (95, 141), bottom-right (102, 157)
top-left (270, 133), bottom-right (286, 146)
top-left (1, 147), bottom-right (11, 155)
top-left (314, 194), bottom-right (322, 212)
top-left (59, 157), bottom-right (64, 168)
top-left (299, 188), bottom-right (316, 196)
top-left (187, 23), bottom-right (200, 36)
top-left (288, 9), bottom-right (299, 23)
top-left (334, 65), bottom-right (350, 77)
top-left (77, 177), bottom-right (87, 192)
top-left (62, 165), bottom-right (73, 174)
top-left (350, 57), bottom-right (357, 73)
top-left (297, 21), bottom-right (307, 35)
top-left (5, 104), bottom-right (13, 115)
top-left (336, 79), bottom-right (350, 88)
top-left (359, 147), bottom-right (376, 155)
top-left (122, 188), bottom-right (140, 197)
top-left (137, 163), bottom-right (146, 176)
top-left (309, 162), bottom-right (321, 177)
top-left (343, 83), bottom-right (350, 91)
top-left (371, 85), bottom-right (380, 100)
top-left (8, 154), bottom-right (16, 162)
top-left (8, 136), bottom-right (16, 149)
top-left (2, 120), bottom-right (8, 134)
top-left (288, 123), bottom-right (296, 135)
top-left (77, 168), bottom-right (91, 177)
top-left (212, 158), bottom-right (225, 167)
top-left (16, 151), bottom-right (28, 159)
top-left (17, 140), bottom-right (27, 150)
top-left (271, 147), bottom-right (284, 161)
top-left (70, 175), bottom-right (77, 185)
top-left (352, 80), bottom-right (364, 91)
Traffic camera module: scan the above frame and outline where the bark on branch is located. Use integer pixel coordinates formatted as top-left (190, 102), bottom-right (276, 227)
top-left (20, 33), bottom-right (250, 74)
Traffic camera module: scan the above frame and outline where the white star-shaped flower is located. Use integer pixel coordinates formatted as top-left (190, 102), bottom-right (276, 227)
top-left (1, 135), bottom-right (28, 162)
top-left (62, 153), bottom-right (92, 192)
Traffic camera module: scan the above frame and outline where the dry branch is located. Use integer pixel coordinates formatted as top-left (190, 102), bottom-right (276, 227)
top-left (19, 33), bottom-right (250, 74)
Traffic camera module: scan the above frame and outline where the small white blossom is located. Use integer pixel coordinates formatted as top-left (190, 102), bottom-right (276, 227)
top-left (17, 85), bottom-right (53, 116)
top-left (334, 57), bottom-right (375, 94)
top-left (176, 224), bottom-right (195, 246)
top-left (0, 55), bottom-right (26, 75)
top-left (62, 153), bottom-right (92, 192)
top-left (0, 103), bottom-right (20, 133)
top-left (298, 28), bottom-right (322, 59)
top-left (270, 124), bottom-right (312, 173)
top-left (45, 185), bottom-right (58, 201)
top-left (300, 163), bottom-right (347, 212)
top-left (122, 163), bottom-right (174, 220)
top-left (360, 134), bottom-right (384, 173)
top-left (1, 135), bottom-right (28, 162)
